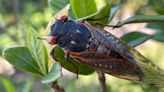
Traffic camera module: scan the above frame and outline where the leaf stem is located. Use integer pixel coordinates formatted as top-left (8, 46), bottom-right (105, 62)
top-left (97, 71), bottom-right (107, 92)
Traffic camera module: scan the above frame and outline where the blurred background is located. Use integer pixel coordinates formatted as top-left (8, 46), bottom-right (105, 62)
top-left (0, 0), bottom-right (164, 92)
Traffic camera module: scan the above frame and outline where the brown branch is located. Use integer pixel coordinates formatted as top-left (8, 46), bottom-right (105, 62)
top-left (50, 81), bottom-right (65, 92)
top-left (97, 71), bottom-right (107, 92)
top-left (13, 0), bottom-right (19, 26)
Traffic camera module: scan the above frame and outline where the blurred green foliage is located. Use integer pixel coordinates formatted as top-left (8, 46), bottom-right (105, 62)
top-left (1, 0), bottom-right (164, 92)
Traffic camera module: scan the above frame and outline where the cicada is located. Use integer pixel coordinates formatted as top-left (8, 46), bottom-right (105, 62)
top-left (44, 15), bottom-right (164, 87)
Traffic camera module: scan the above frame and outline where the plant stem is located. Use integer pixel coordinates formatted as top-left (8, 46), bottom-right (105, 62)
top-left (97, 71), bottom-right (107, 92)
top-left (50, 81), bottom-right (65, 92)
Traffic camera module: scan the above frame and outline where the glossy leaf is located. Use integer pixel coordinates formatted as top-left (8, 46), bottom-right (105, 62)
top-left (109, 5), bottom-right (122, 22)
top-left (94, 0), bottom-right (107, 9)
top-left (48, 0), bottom-right (69, 13)
top-left (121, 32), bottom-right (152, 47)
top-left (0, 77), bottom-right (16, 92)
top-left (68, 8), bottom-right (76, 20)
top-left (42, 62), bottom-right (62, 84)
top-left (27, 28), bottom-right (48, 75)
top-left (88, 5), bottom-right (111, 28)
top-left (147, 22), bottom-right (164, 31)
top-left (146, 22), bottom-right (164, 42)
top-left (115, 15), bottom-right (164, 28)
top-left (51, 46), bottom-right (95, 75)
top-left (70, 0), bottom-right (97, 19)
top-left (152, 32), bottom-right (164, 42)
top-left (2, 46), bottom-right (42, 75)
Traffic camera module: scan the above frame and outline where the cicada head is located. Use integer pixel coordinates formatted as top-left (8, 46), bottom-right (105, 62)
top-left (49, 15), bottom-right (92, 52)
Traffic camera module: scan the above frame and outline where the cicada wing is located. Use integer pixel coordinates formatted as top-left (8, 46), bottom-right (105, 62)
top-left (71, 54), bottom-right (142, 81)
top-left (69, 50), bottom-right (142, 81)
top-left (85, 23), bottom-right (137, 64)
top-left (127, 45), bottom-right (164, 87)
top-left (99, 29), bottom-right (164, 86)
top-left (69, 50), bottom-right (113, 59)
top-left (84, 23), bottom-right (164, 87)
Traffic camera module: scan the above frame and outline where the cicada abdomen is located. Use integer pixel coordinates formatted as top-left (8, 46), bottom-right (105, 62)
top-left (47, 15), bottom-right (164, 87)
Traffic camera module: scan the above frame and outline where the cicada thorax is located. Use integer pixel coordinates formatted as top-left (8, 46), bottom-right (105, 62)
top-left (68, 22), bottom-right (144, 81)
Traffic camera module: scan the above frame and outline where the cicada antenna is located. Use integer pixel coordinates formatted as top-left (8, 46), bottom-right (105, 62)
top-left (37, 35), bottom-right (50, 42)
top-left (37, 37), bottom-right (48, 41)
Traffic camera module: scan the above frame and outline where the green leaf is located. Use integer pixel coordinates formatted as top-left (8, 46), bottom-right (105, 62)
top-left (88, 5), bottom-right (111, 28)
top-left (68, 8), bottom-right (76, 20)
top-left (70, 0), bottom-right (97, 19)
top-left (152, 31), bottom-right (164, 42)
top-left (51, 46), bottom-right (95, 75)
top-left (48, 0), bottom-right (69, 13)
top-left (147, 22), bottom-right (164, 31)
top-left (115, 15), bottom-right (164, 28)
top-left (121, 31), bottom-right (164, 46)
top-left (1, 77), bottom-right (16, 92)
top-left (0, 47), bottom-right (2, 56)
top-left (27, 27), bottom-right (48, 75)
top-left (42, 62), bottom-right (62, 84)
top-left (2, 46), bottom-right (42, 75)
top-left (147, 22), bottom-right (164, 42)
top-left (21, 80), bottom-right (32, 92)
top-left (109, 5), bottom-right (121, 22)
top-left (94, 0), bottom-right (107, 9)
top-left (121, 32), bottom-right (152, 47)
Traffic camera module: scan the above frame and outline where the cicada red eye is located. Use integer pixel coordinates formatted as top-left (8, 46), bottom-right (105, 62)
top-left (50, 36), bottom-right (57, 45)
top-left (60, 15), bottom-right (68, 21)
